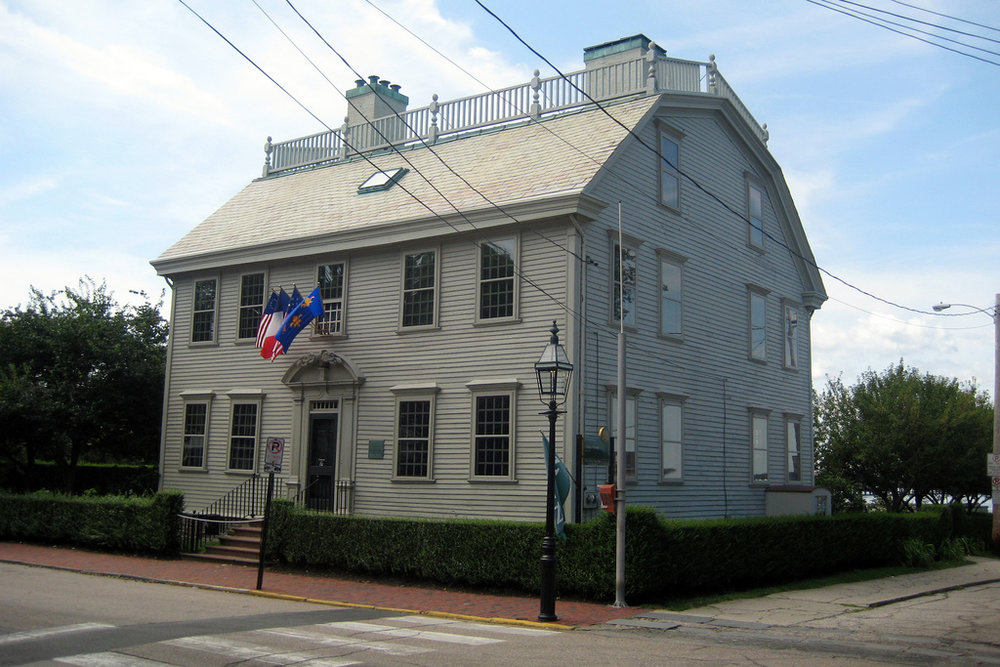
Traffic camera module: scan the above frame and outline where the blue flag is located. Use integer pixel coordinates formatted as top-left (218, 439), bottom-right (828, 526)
top-left (542, 434), bottom-right (571, 541)
top-left (270, 287), bottom-right (324, 360)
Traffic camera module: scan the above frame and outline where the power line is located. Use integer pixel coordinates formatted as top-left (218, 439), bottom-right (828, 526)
top-left (888, 0), bottom-right (1000, 35)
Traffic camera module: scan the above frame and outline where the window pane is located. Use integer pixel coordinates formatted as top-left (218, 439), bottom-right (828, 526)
top-left (479, 241), bottom-right (514, 319)
top-left (229, 404), bottom-right (258, 470)
top-left (192, 279), bottom-right (216, 342)
top-left (660, 134), bottom-right (679, 208)
top-left (784, 305), bottom-right (799, 368)
top-left (238, 273), bottom-right (265, 339)
top-left (752, 414), bottom-right (768, 482)
top-left (474, 395), bottom-right (510, 476)
top-left (787, 421), bottom-right (802, 481)
top-left (750, 292), bottom-right (766, 360)
top-left (660, 259), bottom-right (682, 335)
top-left (614, 244), bottom-right (637, 326)
top-left (403, 252), bottom-right (436, 327)
top-left (182, 403), bottom-right (207, 467)
top-left (610, 394), bottom-right (637, 478)
top-left (317, 263), bottom-right (345, 335)
top-left (749, 184), bottom-right (764, 247)
top-left (397, 400), bottom-right (430, 477)
top-left (661, 403), bottom-right (682, 481)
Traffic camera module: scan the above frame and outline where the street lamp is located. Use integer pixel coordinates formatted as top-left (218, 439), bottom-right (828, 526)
top-left (534, 320), bottom-right (573, 622)
top-left (933, 295), bottom-right (1000, 549)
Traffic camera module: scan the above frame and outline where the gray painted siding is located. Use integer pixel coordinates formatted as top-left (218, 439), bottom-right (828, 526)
top-left (575, 110), bottom-right (817, 519)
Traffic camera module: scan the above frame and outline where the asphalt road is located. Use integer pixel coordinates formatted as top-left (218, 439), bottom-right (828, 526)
top-left (3, 562), bottom-right (1000, 665)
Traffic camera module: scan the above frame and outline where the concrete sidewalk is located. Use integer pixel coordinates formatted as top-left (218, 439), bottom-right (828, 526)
top-left (2, 541), bottom-right (998, 631)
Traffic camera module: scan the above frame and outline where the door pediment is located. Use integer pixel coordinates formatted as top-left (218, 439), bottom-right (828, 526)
top-left (281, 350), bottom-right (363, 389)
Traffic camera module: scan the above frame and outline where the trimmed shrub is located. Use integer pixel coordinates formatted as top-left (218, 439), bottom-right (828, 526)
top-left (0, 490), bottom-right (182, 556)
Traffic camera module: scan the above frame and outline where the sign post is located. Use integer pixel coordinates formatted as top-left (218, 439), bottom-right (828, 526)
top-left (257, 438), bottom-right (284, 591)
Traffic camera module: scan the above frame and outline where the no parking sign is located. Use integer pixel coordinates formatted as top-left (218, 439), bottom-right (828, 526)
top-left (264, 437), bottom-right (284, 473)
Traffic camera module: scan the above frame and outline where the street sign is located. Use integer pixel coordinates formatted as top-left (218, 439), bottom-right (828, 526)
top-left (988, 454), bottom-right (1000, 477)
top-left (264, 437), bottom-right (284, 473)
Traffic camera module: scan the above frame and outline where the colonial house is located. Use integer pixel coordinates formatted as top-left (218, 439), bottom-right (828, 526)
top-left (152, 35), bottom-right (829, 525)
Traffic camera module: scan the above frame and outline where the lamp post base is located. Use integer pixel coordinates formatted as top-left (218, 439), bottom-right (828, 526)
top-left (538, 535), bottom-right (558, 622)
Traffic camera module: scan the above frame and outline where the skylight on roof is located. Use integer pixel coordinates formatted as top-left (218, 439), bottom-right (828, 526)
top-left (358, 167), bottom-right (407, 194)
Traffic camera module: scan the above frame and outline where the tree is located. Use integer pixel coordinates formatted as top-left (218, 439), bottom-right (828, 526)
top-left (815, 362), bottom-right (992, 513)
top-left (0, 279), bottom-right (168, 492)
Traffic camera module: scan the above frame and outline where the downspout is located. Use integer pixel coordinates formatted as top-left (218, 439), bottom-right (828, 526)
top-left (156, 275), bottom-right (176, 493)
top-left (569, 214), bottom-right (586, 523)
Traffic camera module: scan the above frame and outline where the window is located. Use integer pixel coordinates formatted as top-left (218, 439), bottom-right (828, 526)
top-left (786, 418), bottom-right (802, 482)
top-left (238, 273), bottom-right (265, 340)
top-left (784, 303), bottom-right (799, 369)
top-left (748, 181), bottom-right (765, 248)
top-left (613, 242), bottom-right (637, 327)
top-left (751, 411), bottom-right (769, 483)
top-left (609, 392), bottom-right (638, 479)
top-left (660, 400), bottom-right (683, 482)
top-left (181, 403), bottom-right (208, 468)
top-left (659, 131), bottom-right (680, 209)
top-left (478, 239), bottom-right (516, 320)
top-left (228, 403), bottom-right (259, 471)
top-left (191, 278), bottom-right (217, 343)
top-left (401, 250), bottom-right (436, 328)
top-left (659, 253), bottom-right (683, 336)
top-left (395, 399), bottom-right (433, 478)
top-left (473, 394), bottom-right (512, 477)
top-left (749, 289), bottom-right (767, 361)
top-left (316, 262), bottom-right (346, 335)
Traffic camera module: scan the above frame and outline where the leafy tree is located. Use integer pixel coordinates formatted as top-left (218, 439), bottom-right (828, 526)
top-left (0, 279), bottom-right (168, 492)
top-left (815, 362), bottom-right (992, 513)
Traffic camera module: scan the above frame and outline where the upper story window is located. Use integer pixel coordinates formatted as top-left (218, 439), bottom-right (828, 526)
top-left (748, 180), bottom-right (765, 249)
top-left (659, 130), bottom-right (681, 209)
top-left (316, 262), bottom-right (346, 336)
top-left (659, 252), bottom-right (684, 337)
top-left (478, 238), bottom-right (517, 321)
top-left (749, 288), bottom-right (768, 362)
top-left (238, 273), bottom-right (265, 340)
top-left (401, 250), bottom-right (437, 328)
top-left (191, 278), bottom-right (218, 343)
top-left (613, 242), bottom-right (637, 328)
top-left (784, 303), bottom-right (799, 369)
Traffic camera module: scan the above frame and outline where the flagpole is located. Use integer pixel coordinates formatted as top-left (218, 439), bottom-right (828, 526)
top-left (614, 201), bottom-right (628, 609)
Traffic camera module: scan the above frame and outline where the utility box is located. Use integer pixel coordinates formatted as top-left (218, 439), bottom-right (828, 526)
top-left (599, 484), bottom-right (616, 513)
top-left (765, 486), bottom-right (832, 517)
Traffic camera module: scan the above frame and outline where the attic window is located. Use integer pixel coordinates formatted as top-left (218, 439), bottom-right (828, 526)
top-left (358, 167), bottom-right (406, 194)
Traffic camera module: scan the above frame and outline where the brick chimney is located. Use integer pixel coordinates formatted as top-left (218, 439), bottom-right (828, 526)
top-left (346, 75), bottom-right (409, 127)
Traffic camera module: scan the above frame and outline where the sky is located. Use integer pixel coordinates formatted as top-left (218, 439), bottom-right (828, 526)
top-left (1, 0), bottom-right (998, 397)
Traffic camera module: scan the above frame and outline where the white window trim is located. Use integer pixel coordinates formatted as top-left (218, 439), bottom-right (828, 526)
top-left (225, 391), bottom-right (264, 474)
top-left (747, 176), bottom-right (766, 250)
top-left (750, 409), bottom-right (770, 485)
top-left (659, 394), bottom-right (685, 483)
top-left (178, 390), bottom-right (214, 471)
top-left (657, 249), bottom-right (686, 340)
top-left (398, 246), bottom-right (440, 331)
top-left (467, 381), bottom-right (519, 481)
top-left (475, 236), bottom-right (520, 325)
top-left (785, 413), bottom-right (803, 483)
top-left (609, 231), bottom-right (643, 330)
top-left (236, 270), bottom-right (268, 342)
top-left (748, 285), bottom-right (769, 363)
top-left (783, 300), bottom-right (800, 370)
top-left (656, 121), bottom-right (684, 211)
top-left (314, 260), bottom-right (348, 338)
top-left (190, 276), bottom-right (220, 346)
top-left (390, 384), bottom-right (440, 481)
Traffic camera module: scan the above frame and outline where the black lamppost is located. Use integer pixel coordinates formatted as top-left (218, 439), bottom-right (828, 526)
top-left (534, 320), bottom-right (573, 622)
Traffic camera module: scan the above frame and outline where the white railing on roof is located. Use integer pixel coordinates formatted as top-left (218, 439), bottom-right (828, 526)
top-left (262, 52), bottom-right (766, 177)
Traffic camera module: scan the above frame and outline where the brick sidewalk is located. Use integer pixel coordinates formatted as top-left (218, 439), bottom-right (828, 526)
top-left (0, 542), bottom-right (635, 628)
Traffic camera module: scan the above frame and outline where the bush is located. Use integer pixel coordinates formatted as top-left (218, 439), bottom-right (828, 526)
top-left (0, 489), bottom-right (182, 555)
top-left (0, 462), bottom-right (159, 496)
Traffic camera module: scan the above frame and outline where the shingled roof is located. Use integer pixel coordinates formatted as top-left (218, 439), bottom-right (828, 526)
top-left (152, 95), bottom-right (660, 275)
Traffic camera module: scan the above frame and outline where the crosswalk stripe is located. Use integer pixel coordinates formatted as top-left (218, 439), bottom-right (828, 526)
top-left (262, 627), bottom-right (434, 656)
top-left (318, 620), bottom-right (504, 645)
top-left (0, 623), bottom-right (115, 646)
top-left (393, 615), bottom-right (560, 636)
top-left (164, 635), bottom-right (359, 666)
top-left (56, 652), bottom-right (168, 666)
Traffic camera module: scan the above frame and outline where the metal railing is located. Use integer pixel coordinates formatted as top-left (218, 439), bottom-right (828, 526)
top-left (291, 477), bottom-right (354, 515)
top-left (178, 514), bottom-right (262, 554)
top-left (178, 474), bottom-right (270, 554)
top-left (263, 52), bottom-right (766, 177)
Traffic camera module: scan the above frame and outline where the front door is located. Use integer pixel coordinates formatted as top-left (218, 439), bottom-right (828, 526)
top-left (305, 414), bottom-right (338, 511)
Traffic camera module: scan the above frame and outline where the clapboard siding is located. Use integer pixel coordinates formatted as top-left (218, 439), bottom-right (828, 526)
top-left (158, 90), bottom-right (824, 523)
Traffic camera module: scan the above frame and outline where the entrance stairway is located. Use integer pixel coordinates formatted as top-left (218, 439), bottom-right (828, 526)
top-left (184, 522), bottom-right (262, 567)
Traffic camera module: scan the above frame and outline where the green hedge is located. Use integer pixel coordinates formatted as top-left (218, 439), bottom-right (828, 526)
top-left (0, 490), bottom-right (183, 556)
top-left (267, 503), bottom-right (965, 603)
